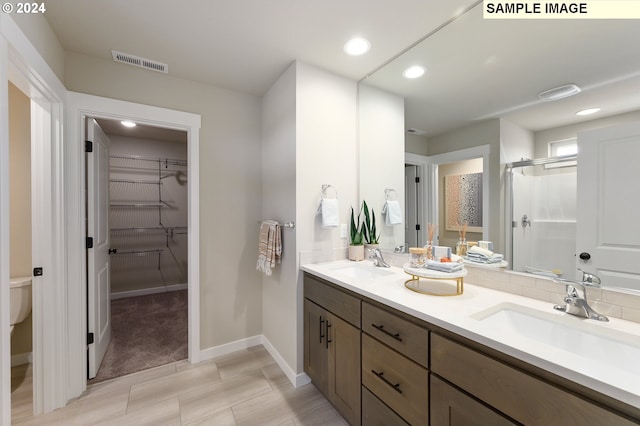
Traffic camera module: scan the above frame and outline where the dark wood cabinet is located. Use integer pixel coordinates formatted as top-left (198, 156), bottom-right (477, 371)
top-left (304, 276), bottom-right (360, 425)
top-left (303, 271), bottom-right (640, 426)
top-left (430, 375), bottom-right (517, 426)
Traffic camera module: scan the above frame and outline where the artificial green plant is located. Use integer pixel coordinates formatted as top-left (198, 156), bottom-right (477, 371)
top-left (349, 205), bottom-right (365, 245)
top-left (362, 200), bottom-right (380, 244)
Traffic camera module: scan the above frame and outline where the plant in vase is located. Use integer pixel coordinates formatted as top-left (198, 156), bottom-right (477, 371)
top-left (362, 200), bottom-right (380, 254)
top-left (349, 205), bottom-right (365, 261)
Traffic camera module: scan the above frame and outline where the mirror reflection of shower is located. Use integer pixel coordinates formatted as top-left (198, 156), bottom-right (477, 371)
top-left (508, 155), bottom-right (577, 278)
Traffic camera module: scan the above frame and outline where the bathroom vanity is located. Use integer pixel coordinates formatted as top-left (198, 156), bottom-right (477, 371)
top-left (302, 261), bottom-right (640, 425)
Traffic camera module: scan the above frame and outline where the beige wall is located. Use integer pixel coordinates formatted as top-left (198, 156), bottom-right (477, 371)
top-left (9, 82), bottom-right (32, 356)
top-left (295, 62), bottom-right (358, 371)
top-left (64, 51), bottom-right (263, 350)
top-left (9, 11), bottom-right (65, 81)
top-left (261, 63), bottom-right (297, 371)
top-left (359, 84), bottom-right (406, 251)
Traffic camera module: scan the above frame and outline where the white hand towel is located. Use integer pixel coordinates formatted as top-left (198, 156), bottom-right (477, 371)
top-left (383, 200), bottom-right (403, 225)
top-left (320, 198), bottom-right (339, 227)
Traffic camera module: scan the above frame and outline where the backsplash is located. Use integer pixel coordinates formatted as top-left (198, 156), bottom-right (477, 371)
top-left (299, 249), bottom-right (640, 324)
top-left (464, 266), bottom-right (640, 324)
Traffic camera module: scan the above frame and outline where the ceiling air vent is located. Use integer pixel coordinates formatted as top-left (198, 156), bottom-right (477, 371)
top-left (111, 50), bottom-right (168, 74)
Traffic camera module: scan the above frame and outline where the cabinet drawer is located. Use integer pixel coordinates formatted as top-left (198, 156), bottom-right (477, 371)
top-left (431, 333), bottom-right (637, 426)
top-left (304, 273), bottom-right (360, 327)
top-left (362, 334), bottom-right (428, 426)
top-left (362, 302), bottom-right (428, 367)
top-left (430, 375), bottom-right (517, 426)
top-left (362, 386), bottom-right (409, 426)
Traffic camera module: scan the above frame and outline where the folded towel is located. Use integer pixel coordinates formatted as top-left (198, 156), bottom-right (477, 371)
top-left (382, 200), bottom-right (403, 225)
top-left (320, 198), bottom-right (339, 227)
top-left (465, 246), bottom-right (503, 264)
top-left (426, 259), bottom-right (464, 273)
top-left (257, 220), bottom-right (282, 276)
top-left (433, 245), bottom-right (452, 259)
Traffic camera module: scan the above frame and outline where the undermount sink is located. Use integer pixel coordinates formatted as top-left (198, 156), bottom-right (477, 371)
top-left (330, 263), bottom-right (395, 280)
top-left (472, 302), bottom-right (640, 376)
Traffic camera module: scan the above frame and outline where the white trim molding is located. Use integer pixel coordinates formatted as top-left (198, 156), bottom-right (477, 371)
top-left (65, 92), bottom-right (201, 401)
top-left (1, 13), bottom-right (67, 421)
top-left (198, 335), bottom-right (310, 389)
top-left (110, 284), bottom-right (188, 300)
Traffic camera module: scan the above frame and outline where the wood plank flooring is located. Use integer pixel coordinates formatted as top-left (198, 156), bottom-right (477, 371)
top-left (11, 345), bottom-right (348, 426)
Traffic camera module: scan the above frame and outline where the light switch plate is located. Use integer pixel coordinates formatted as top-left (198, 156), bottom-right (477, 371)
top-left (340, 223), bottom-right (348, 238)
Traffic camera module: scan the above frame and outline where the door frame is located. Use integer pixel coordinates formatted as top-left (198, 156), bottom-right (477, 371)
top-left (405, 153), bottom-right (429, 246)
top-left (66, 92), bottom-right (201, 400)
top-left (421, 145), bottom-right (490, 242)
top-left (1, 14), bottom-right (66, 422)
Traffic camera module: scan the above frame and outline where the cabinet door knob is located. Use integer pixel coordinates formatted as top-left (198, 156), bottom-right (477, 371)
top-left (579, 252), bottom-right (591, 261)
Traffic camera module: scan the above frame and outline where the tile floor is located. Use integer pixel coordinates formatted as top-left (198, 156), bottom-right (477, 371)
top-left (11, 345), bottom-right (348, 426)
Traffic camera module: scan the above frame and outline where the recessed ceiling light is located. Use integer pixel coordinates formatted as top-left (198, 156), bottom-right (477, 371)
top-left (121, 120), bottom-right (136, 128)
top-left (344, 37), bottom-right (370, 56)
top-left (403, 66), bottom-right (425, 79)
top-left (538, 84), bottom-right (581, 101)
top-left (576, 107), bottom-right (600, 116)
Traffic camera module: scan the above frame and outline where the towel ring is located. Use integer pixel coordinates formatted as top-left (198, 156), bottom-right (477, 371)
top-left (385, 188), bottom-right (398, 201)
top-left (321, 184), bottom-right (338, 200)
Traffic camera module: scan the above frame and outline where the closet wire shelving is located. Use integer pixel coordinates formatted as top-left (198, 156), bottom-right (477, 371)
top-left (109, 154), bottom-right (188, 272)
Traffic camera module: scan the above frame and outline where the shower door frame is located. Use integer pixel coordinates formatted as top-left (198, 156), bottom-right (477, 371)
top-left (505, 154), bottom-right (578, 272)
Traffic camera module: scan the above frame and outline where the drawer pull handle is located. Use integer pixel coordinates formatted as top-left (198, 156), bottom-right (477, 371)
top-left (371, 323), bottom-right (402, 341)
top-left (326, 321), bottom-right (332, 349)
top-left (371, 369), bottom-right (402, 394)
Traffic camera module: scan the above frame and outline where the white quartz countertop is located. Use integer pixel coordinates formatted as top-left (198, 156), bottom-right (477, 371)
top-left (301, 260), bottom-right (640, 410)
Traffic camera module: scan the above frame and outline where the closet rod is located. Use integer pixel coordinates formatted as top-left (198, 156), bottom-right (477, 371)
top-left (110, 153), bottom-right (187, 166)
top-left (110, 178), bottom-right (161, 185)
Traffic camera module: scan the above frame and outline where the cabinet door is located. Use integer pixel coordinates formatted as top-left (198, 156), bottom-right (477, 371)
top-left (430, 376), bottom-right (517, 426)
top-left (327, 311), bottom-right (361, 426)
top-left (304, 299), bottom-right (328, 395)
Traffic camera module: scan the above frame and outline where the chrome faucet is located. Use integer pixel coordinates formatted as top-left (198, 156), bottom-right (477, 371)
top-left (369, 248), bottom-right (390, 268)
top-left (552, 271), bottom-right (608, 321)
top-left (394, 243), bottom-right (408, 253)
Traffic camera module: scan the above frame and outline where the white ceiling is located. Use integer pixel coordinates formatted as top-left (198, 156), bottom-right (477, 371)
top-left (44, 1), bottom-right (640, 138)
top-left (44, 0), bottom-right (477, 95)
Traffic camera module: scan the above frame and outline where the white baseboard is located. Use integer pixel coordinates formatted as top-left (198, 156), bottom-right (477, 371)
top-left (198, 335), bottom-right (263, 362)
top-left (197, 334), bottom-right (309, 388)
top-left (261, 336), bottom-right (310, 388)
top-left (11, 352), bottom-right (32, 367)
top-left (111, 283), bottom-right (188, 300)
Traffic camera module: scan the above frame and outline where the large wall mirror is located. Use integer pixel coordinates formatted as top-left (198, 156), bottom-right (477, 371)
top-left (358, 1), bottom-right (640, 293)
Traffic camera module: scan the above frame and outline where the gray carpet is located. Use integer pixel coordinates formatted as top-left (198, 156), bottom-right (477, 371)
top-left (89, 290), bottom-right (188, 384)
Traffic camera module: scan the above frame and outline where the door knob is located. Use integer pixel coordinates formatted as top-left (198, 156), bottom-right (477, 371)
top-left (579, 252), bottom-right (591, 261)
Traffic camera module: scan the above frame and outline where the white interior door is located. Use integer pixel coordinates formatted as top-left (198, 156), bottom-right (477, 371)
top-left (86, 118), bottom-right (111, 378)
top-left (405, 165), bottom-right (419, 247)
top-left (576, 122), bottom-right (640, 291)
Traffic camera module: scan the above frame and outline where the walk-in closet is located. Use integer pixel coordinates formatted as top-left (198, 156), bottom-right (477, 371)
top-left (90, 118), bottom-right (189, 383)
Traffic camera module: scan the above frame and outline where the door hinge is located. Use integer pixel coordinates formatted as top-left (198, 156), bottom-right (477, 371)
top-left (86, 237), bottom-right (94, 249)
top-left (33, 267), bottom-right (43, 277)
top-left (85, 141), bottom-right (93, 152)
top-left (415, 176), bottom-right (420, 183)
top-left (416, 224), bottom-right (421, 231)
top-left (87, 332), bottom-right (94, 345)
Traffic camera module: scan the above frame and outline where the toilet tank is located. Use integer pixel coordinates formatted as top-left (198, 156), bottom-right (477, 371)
top-left (10, 277), bottom-right (32, 325)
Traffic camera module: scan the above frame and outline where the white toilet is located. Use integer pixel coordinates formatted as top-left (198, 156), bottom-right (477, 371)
top-left (10, 277), bottom-right (32, 336)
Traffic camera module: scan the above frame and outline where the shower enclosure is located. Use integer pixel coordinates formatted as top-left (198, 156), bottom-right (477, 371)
top-left (507, 155), bottom-right (577, 278)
